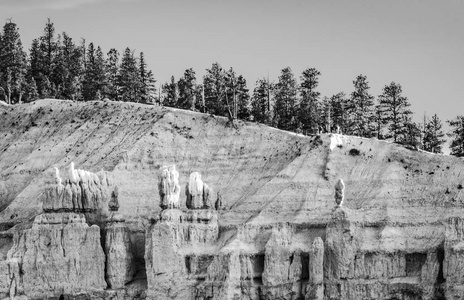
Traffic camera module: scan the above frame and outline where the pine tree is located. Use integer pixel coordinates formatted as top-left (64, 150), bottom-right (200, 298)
top-left (94, 46), bottom-right (108, 98)
top-left (273, 67), bottom-right (298, 131)
top-left (177, 68), bottom-right (197, 110)
top-left (350, 75), bottom-right (375, 137)
top-left (236, 75), bottom-right (251, 120)
top-left (53, 32), bottom-right (83, 100)
top-left (402, 117), bottom-right (421, 149)
top-left (251, 78), bottom-right (272, 124)
top-left (373, 104), bottom-right (385, 139)
top-left (25, 77), bottom-right (39, 101)
top-left (447, 116), bottom-right (464, 157)
top-left (224, 67), bottom-right (237, 119)
top-left (423, 114), bottom-right (445, 153)
top-left (117, 47), bottom-right (139, 102)
top-left (106, 48), bottom-right (119, 100)
top-left (0, 20), bottom-right (27, 104)
top-left (82, 42), bottom-right (96, 100)
top-left (145, 70), bottom-right (156, 104)
top-left (161, 75), bottom-right (178, 107)
top-left (329, 92), bottom-right (348, 133)
top-left (138, 52), bottom-right (155, 104)
top-left (38, 18), bottom-right (58, 97)
top-left (378, 82), bottom-right (413, 143)
top-left (82, 43), bottom-right (108, 100)
top-left (203, 62), bottom-right (226, 116)
top-left (299, 68), bottom-right (321, 134)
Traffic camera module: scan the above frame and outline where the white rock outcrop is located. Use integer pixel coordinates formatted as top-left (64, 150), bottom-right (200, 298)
top-left (186, 172), bottom-right (214, 209)
top-left (43, 163), bottom-right (116, 214)
top-left (6, 213), bottom-right (106, 299)
top-left (105, 216), bottom-right (134, 289)
top-left (158, 165), bottom-right (181, 209)
top-left (334, 178), bottom-right (345, 207)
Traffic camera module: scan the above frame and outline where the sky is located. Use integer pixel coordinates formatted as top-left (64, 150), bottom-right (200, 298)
top-left (1, 0), bottom-right (463, 152)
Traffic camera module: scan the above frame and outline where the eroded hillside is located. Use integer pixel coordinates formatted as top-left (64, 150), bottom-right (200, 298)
top-left (1, 99), bottom-right (464, 300)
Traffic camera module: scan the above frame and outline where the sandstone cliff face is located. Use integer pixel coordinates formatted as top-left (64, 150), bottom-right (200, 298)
top-left (7, 213), bottom-right (106, 299)
top-left (43, 163), bottom-right (115, 217)
top-left (0, 163), bottom-right (136, 299)
top-left (105, 215), bottom-right (135, 289)
top-left (325, 207), bottom-right (442, 300)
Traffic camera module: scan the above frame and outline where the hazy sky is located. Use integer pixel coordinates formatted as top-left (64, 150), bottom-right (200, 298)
top-left (1, 0), bottom-right (463, 150)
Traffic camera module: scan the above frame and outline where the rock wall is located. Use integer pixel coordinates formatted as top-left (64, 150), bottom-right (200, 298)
top-left (3, 101), bottom-right (464, 299)
top-left (6, 213), bottom-right (106, 299)
top-left (43, 162), bottom-right (116, 215)
top-left (105, 214), bottom-right (135, 289)
top-left (325, 207), bottom-right (443, 300)
top-left (0, 163), bottom-right (139, 299)
top-left (444, 217), bottom-right (464, 299)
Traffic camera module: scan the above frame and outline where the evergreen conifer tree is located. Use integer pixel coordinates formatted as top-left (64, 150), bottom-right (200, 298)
top-left (378, 82), bottom-right (413, 143)
top-left (161, 76), bottom-right (178, 107)
top-left (251, 78), bottom-right (272, 124)
top-left (203, 62), bottom-right (226, 116)
top-left (118, 47), bottom-right (139, 102)
top-left (53, 32), bottom-right (82, 100)
top-left (447, 116), bottom-right (464, 157)
top-left (423, 114), bottom-right (445, 153)
top-left (236, 75), bottom-right (251, 120)
top-left (299, 68), bottom-right (321, 134)
top-left (0, 20), bottom-right (27, 104)
top-left (273, 67), bottom-right (298, 131)
top-left (177, 68), bottom-right (197, 110)
top-left (106, 48), bottom-right (119, 100)
top-left (38, 18), bottom-right (58, 97)
top-left (350, 75), bottom-right (375, 137)
top-left (329, 92), bottom-right (348, 133)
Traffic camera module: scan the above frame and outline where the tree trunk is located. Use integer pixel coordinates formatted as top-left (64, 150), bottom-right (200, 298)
top-left (7, 86), bottom-right (11, 105)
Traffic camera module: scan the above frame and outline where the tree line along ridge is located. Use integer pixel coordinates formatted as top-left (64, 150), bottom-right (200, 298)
top-left (1, 19), bottom-right (463, 156)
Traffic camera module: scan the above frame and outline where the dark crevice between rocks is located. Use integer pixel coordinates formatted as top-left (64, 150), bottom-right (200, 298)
top-left (99, 222), bottom-right (110, 289)
top-left (127, 229), bottom-right (147, 290)
top-left (436, 246), bottom-right (445, 284)
top-left (405, 252), bottom-right (427, 276)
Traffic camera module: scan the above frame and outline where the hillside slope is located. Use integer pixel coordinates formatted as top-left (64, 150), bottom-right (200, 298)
top-left (2, 99), bottom-right (464, 300)
top-left (1, 99), bottom-right (463, 231)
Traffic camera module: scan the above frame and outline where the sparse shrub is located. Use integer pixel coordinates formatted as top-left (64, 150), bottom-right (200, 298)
top-left (349, 148), bottom-right (360, 156)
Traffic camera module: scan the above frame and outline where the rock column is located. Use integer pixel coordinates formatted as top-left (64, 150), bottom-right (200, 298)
top-left (307, 237), bottom-right (324, 300)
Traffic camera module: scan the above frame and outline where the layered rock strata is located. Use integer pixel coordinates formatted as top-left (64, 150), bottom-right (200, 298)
top-left (6, 213), bottom-right (106, 299)
top-left (159, 165), bottom-right (181, 210)
top-left (146, 167), bottom-right (325, 300)
top-left (105, 214), bottom-right (135, 289)
top-left (444, 217), bottom-right (464, 299)
top-left (325, 207), bottom-right (442, 300)
top-left (1, 163), bottom-right (122, 299)
top-left (43, 162), bottom-right (116, 216)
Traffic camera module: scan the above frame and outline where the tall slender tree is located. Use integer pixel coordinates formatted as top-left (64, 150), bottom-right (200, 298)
top-left (53, 32), bottom-right (82, 100)
top-left (423, 114), bottom-right (445, 153)
top-left (177, 68), bottom-right (197, 109)
top-left (117, 47), bottom-right (139, 102)
top-left (0, 20), bottom-right (27, 104)
top-left (329, 92), bottom-right (348, 133)
top-left (447, 116), bottom-right (464, 157)
top-left (38, 18), bottom-right (58, 97)
top-left (273, 67), bottom-right (298, 131)
top-left (350, 74), bottom-right (375, 137)
top-left (106, 48), bottom-right (119, 100)
top-left (203, 62), bottom-right (226, 116)
top-left (161, 75), bottom-right (178, 107)
top-left (251, 78), bottom-right (273, 124)
top-left (378, 82), bottom-right (412, 143)
top-left (235, 75), bottom-right (251, 120)
top-left (299, 68), bottom-right (321, 134)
